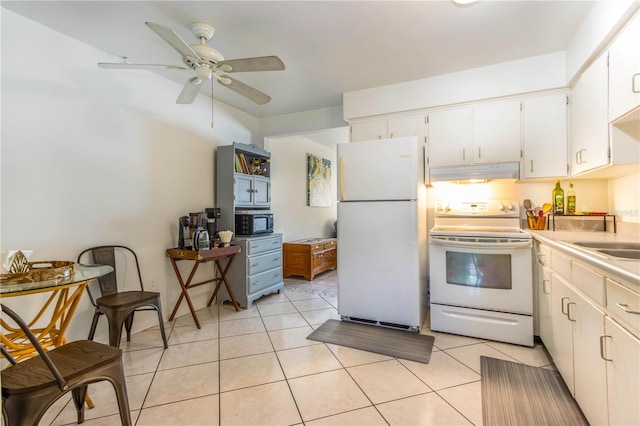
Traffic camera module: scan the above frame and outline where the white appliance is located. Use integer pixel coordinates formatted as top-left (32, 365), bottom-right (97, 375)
top-left (337, 137), bottom-right (428, 332)
top-left (429, 162), bottom-right (520, 184)
top-left (429, 200), bottom-right (533, 346)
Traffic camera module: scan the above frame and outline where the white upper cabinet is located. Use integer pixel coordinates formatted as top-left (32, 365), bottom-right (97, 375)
top-left (472, 99), bottom-right (521, 164)
top-left (570, 53), bottom-right (610, 176)
top-left (350, 114), bottom-right (426, 143)
top-left (570, 47), bottom-right (640, 178)
top-left (427, 99), bottom-right (521, 168)
top-left (387, 114), bottom-right (427, 141)
top-left (350, 118), bottom-right (387, 141)
top-left (427, 107), bottom-right (472, 167)
top-left (609, 12), bottom-right (640, 123)
top-left (522, 92), bottom-right (568, 179)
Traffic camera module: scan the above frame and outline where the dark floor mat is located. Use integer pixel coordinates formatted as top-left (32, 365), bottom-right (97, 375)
top-left (481, 356), bottom-right (588, 426)
top-left (307, 319), bottom-right (435, 363)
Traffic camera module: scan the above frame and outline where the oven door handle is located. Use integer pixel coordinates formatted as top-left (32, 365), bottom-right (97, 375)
top-left (429, 238), bottom-right (532, 249)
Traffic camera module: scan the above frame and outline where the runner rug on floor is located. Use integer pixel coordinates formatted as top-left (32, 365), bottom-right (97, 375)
top-left (481, 356), bottom-right (588, 426)
top-left (307, 319), bottom-right (435, 363)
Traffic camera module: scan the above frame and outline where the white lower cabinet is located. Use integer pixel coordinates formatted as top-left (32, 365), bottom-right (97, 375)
top-left (550, 273), bottom-right (608, 425)
top-left (604, 316), bottom-right (640, 426)
top-left (550, 274), bottom-right (575, 394)
top-left (537, 263), bottom-right (554, 355)
top-left (537, 243), bottom-right (638, 425)
top-left (571, 288), bottom-right (608, 426)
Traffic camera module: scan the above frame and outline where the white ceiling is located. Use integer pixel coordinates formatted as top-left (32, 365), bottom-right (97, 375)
top-left (2, 1), bottom-right (595, 118)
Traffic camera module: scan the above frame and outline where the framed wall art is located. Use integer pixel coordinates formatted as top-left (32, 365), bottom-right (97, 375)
top-left (307, 153), bottom-right (331, 207)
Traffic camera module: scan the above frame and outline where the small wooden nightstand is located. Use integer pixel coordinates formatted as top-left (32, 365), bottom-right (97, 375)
top-left (283, 238), bottom-right (337, 281)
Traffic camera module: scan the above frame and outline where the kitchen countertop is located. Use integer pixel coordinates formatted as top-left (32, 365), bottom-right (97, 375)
top-left (528, 230), bottom-right (640, 289)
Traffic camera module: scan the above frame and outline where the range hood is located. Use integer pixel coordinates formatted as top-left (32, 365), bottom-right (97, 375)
top-left (429, 162), bottom-right (520, 184)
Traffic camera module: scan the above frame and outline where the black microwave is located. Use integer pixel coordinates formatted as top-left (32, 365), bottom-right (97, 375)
top-left (235, 212), bottom-right (274, 236)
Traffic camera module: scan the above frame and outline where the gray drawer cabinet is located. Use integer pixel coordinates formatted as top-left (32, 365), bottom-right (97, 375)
top-left (217, 234), bottom-right (284, 308)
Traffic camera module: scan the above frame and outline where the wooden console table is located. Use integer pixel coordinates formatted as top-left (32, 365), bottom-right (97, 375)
top-left (166, 245), bottom-right (241, 328)
top-left (283, 238), bottom-right (337, 281)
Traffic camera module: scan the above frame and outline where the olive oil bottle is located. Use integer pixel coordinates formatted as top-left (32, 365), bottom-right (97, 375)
top-left (552, 180), bottom-right (564, 215)
top-left (567, 183), bottom-right (576, 215)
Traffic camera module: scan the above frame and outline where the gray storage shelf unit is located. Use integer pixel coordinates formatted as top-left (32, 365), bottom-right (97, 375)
top-left (216, 142), bottom-right (272, 233)
top-left (215, 142), bottom-right (283, 307)
top-left (217, 234), bottom-right (284, 308)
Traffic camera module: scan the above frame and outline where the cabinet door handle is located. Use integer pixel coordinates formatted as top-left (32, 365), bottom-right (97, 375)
top-left (462, 148), bottom-right (466, 160)
top-left (633, 73), bottom-right (640, 93)
top-left (530, 160), bottom-right (534, 173)
top-left (542, 279), bottom-right (550, 295)
top-left (478, 146), bottom-right (481, 159)
top-left (561, 297), bottom-right (570, 315)
top-left (616, 303), bottom-right (640, 315)
top-left (600, 335), bottom-right (613, 361)
top-left (577, 149), bottom-right (586, 164)
top-left (567, 302), bottom-right (576, 322)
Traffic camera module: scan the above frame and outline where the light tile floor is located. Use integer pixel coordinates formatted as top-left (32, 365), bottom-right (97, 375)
top-left (43, 270), bottom-right (553, 425)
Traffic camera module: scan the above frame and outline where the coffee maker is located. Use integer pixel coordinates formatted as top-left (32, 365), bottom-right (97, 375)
top-left (205, 208), bottom-right (221, 247)
top-left (178, 216), bottom-right (191, 249)
top-left (178, 208), bottom-right (221, 250)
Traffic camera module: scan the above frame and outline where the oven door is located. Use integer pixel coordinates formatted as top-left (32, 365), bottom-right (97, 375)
top-left (430, 235), bottom-right (533, 315)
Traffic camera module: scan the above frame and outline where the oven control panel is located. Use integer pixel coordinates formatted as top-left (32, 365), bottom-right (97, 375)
top-left (435, 200), bottom-right (519, 216)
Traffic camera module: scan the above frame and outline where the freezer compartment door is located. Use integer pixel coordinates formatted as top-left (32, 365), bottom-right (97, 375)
top-left (337, 137), bottom-right (418, 201)
top-left (337, 201), bottom-right (422, 328)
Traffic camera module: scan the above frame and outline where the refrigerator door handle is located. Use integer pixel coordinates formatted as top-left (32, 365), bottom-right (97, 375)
top-left (339, 156), bottom-right (345, 201)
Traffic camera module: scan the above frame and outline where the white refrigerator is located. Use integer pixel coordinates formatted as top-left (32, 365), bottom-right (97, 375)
top-left (337, 136), bottom-right (428, 331)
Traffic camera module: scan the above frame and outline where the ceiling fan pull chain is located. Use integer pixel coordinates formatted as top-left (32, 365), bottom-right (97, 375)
top-left (211, 83), bottom-right (215, 128)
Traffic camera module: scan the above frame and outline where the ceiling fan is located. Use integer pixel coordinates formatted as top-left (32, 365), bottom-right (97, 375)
top-left (98, 22), bottom-right (285, 105)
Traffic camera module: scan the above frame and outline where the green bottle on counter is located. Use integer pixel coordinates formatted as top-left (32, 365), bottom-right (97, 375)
top-left (552, 180), bottom-right (564, 215)
top-left (567, 183), bottom-right (576, 215)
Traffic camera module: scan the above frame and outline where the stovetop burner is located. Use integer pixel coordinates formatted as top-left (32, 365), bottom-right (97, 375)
top-left (432, 200), bottom-right (528, 238)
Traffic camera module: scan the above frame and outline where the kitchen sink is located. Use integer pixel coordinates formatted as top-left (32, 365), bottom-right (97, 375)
top-left (572, 241), bottom-right (640, 250)
top-left (596, 249), bottom-right (640, 259)
top-left (564, 241), bottom-right (640, 260)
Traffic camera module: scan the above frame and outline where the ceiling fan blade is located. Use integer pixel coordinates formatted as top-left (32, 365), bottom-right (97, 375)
top-left (217, 75), bottom-right (271, 105)
top-left (145, 22), bottom-right (201, 61)
top-left (176, 77), bottom-right (203, 104)
top-left (98, 62), bottom-right (189, 71)
top-left (217, 56), bottom-right (285, 73)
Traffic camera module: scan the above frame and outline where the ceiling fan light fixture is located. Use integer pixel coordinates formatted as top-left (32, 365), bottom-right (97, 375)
top-left (196, 65), bottom-right (213, 81)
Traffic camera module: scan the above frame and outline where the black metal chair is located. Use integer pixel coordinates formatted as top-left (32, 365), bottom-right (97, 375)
top-left (77, 245), bottom-right (168, 349)
top-left (1, 304), bottom-right (132, 425)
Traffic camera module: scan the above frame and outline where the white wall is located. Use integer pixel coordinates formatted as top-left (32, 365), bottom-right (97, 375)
top-left (565, 0), bottom-right (639, 84)
top-left (428, 179), bottom-right (609, 214)
top-left (267, 135), bottom-right (338, 242)
top-left (1, 10), bottom-right (262, 341)
top-left (343, 52), bottom-right (567, 120)
top-left (609, 173), bottom-right (640, 226)
top-left (262, 106), bottom-right (347, 138)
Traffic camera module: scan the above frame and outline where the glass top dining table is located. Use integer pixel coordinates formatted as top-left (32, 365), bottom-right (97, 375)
top-left (1, 263), bottom-right (113, 362)
top-left (0, 264), bottom-right (113, 295)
